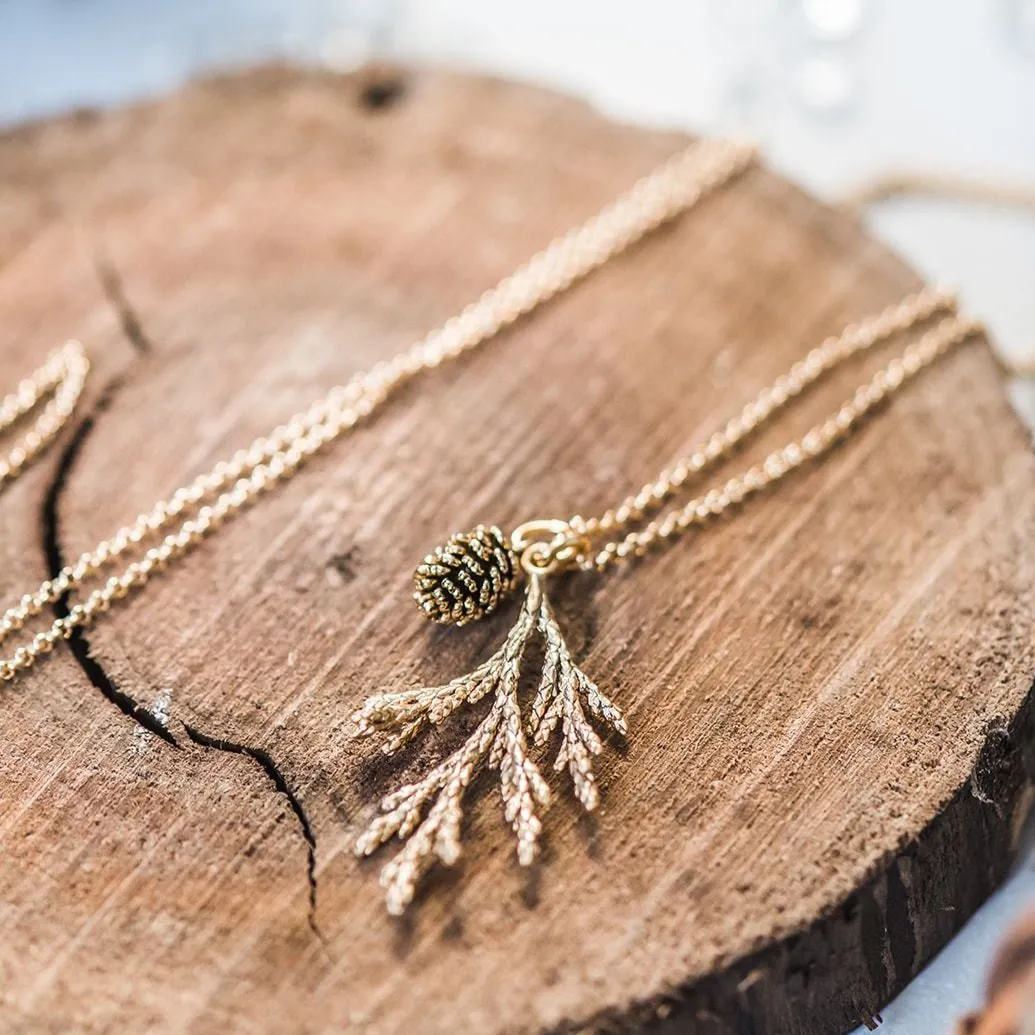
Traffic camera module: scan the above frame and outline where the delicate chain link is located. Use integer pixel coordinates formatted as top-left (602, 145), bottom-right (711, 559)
top-left (569, 297), bottom-right (980, 570)
top-left (841, 168), bottom-right (1035, 381)
top-left (0, 341), bottom-right (88, 490)
top-left (0, 139), bottom-right (758, 681)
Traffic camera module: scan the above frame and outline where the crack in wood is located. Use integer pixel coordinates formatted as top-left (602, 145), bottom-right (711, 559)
top-left (93, 251), bottom-right (152, 356)
top-left (1, 64), bottom-right (1032, 1035)
top-left (36, 259), bottom-right (321, 937)
top-left (182, 723), bottom-right (320, 938)
top-left (41, 379), bottom-right (177, 746)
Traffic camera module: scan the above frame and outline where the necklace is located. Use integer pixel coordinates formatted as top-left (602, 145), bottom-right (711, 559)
top-left (0, 139), bottom-right (755, 678)
top-left (842, 167), bottom-right (1035, 380)
top-left (0, 141), bottom-right (980, 918)
top-left (353, 289), bottom-right (979, 913)
top-left (0, 341), bottom-right (88, 493)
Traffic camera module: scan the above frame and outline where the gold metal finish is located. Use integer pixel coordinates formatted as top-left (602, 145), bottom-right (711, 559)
top-left (511, 518), bottom-right (589, 577)
top-left (413, 525), bottom-right (518, 626)
top-left (841, 170), bottom-right (1035, 219)
top-left (0, 139), bottom-right (987, 916)
top-left (355, 287), bottom-right (981, 911)
top-left (842, 169), bottom-right (1035, 380)
top-left (0, 341), bottom-right (88, 491)
top-left (0, 138), bottom-right (758, 683)
top-left (569, 289), bottom-right (977, 570)
top-left (354, 570), bottom-right (625, 915)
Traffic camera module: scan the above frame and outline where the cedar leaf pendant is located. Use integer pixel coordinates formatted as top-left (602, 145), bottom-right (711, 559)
top-left (353, 525), bottom-right (626, 915)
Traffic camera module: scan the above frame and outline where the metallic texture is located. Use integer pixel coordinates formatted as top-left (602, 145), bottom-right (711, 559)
top-left (0, 139), bottom-right (984, 918)
top-left (567, 289), bottom-right (977, 570)
top-left (0, 340), bottom-right (88, 490)
top-left (354, 573), bottom-right (625, 915)
top-left (0, 138), bottom-right (757, 682)
top-left (354, 287), bottom-right (981, 912)
top-left (413, 525), bottom-right (517, 625)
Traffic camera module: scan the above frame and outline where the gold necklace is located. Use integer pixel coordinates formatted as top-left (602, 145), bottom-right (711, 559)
top-left (353, 288), bottom-right (979, 913)
top-left (0, 139), bottom-right (756, 678)
top-left (842, 167), bottom-right (1035, 380)
top-left (0, 341), bottom-right (88, 492)
top-left (0, 142), bottom-right (981, 917)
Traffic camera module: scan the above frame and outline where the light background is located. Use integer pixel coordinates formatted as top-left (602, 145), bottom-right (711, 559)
top-left (1, 1), bottom-right (1034, 1031)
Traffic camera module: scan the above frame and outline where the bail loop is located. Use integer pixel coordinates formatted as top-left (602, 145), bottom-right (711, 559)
top-left (511, 519), bottom-right (590, 577)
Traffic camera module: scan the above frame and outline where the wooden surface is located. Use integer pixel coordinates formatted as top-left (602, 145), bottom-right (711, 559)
top-left (0, 65), bottom-right (1033, 1035)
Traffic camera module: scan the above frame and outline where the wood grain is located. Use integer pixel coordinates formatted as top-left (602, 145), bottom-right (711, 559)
top-left (0, 65), bottom-right (1032, 1035)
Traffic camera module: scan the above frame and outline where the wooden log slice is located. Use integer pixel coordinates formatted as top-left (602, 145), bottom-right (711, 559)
top-left (0, 66), bottom-right (1033, 1035)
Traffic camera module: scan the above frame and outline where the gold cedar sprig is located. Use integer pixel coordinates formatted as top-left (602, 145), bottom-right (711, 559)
top-left (353, 554), bottom-right (625, 915)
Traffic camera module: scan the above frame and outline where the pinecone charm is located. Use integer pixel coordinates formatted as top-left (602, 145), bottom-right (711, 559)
top-left (413, 525), bottom-right (519, 626)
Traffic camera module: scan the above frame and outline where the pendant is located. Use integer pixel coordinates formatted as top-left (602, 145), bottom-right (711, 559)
top-left (352, 521), bottom-right (626, 914)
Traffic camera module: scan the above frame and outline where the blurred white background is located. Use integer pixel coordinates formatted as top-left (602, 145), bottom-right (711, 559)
top-left (2, 1), bottom-right (1034, 1031)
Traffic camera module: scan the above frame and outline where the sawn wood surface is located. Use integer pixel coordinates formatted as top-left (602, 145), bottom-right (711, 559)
top-left (0, 66), bottom-right (1032, 1035)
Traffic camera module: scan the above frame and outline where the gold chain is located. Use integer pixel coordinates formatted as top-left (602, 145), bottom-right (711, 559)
top-left (347, 163), bottom-right (987, 914)
top-left (841, 169), bottom-right (1035, 218)
top-left (566, 289), bottom-right (979, 570)
top-left (0, 139), bottom-right (758, 681)
top-left (352, 286), bottom-right (981, 915)
top-left (841, 168), bottom-right (1035, 380)
top-left (0, 341), bottom-right (88, 490)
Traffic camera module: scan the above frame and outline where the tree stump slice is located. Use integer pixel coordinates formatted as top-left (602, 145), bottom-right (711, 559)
top-left (0, 66), bottom-right (1033, 1035)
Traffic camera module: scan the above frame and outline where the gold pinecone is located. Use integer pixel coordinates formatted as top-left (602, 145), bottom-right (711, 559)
top-left (413, 525), bottom-right (518, 626)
